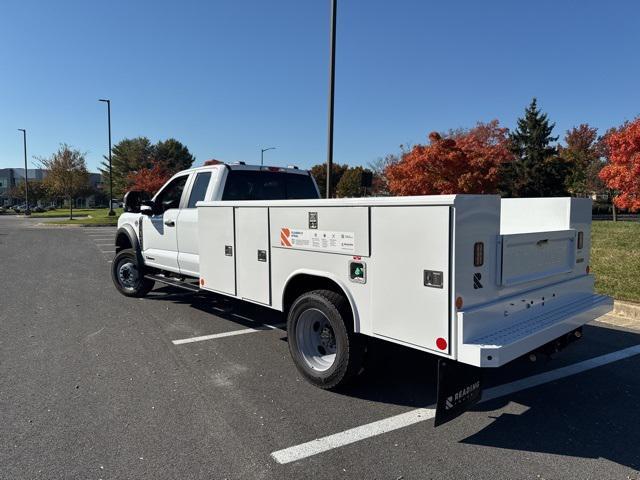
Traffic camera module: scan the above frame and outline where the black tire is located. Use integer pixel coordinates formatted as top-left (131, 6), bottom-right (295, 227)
top-left (287, 289), bottom-right (365, 389)
top-left (111, 248), bottom-right (155, 298)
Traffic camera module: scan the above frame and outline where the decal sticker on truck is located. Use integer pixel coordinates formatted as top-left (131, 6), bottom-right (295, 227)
top-left (280, 227), bottom-right (355, 253)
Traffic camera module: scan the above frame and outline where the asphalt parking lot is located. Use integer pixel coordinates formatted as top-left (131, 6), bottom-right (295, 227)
top-left (1, 215), bottom-right (639, 479)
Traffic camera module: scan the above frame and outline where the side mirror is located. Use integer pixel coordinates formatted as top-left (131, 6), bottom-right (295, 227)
top-left (140, 199), bottom-right (155, 216)
top-left (140, 204), bottom-right (154, 216)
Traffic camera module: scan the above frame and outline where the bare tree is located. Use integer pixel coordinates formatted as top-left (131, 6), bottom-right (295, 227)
top-left (38, 144), bottom-right (89, 219)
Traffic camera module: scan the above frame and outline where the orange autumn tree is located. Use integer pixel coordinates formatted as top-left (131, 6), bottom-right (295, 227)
top-left (599, 118), bottom-right (640, 212)
top-left (127, 162), bottom-right (171, 195)
top-left (385, 120), bottom-right (513, 195)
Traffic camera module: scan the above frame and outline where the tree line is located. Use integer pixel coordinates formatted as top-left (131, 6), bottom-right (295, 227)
top-left (6, 138), bottom-right (195, 217)
top-left (312, 98), bottom-right (640, 214)
top-left (16, 98), bottom-right (639, 215)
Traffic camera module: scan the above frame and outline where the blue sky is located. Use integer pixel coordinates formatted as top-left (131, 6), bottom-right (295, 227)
top-left (1, 0), bottom-right (639, 172)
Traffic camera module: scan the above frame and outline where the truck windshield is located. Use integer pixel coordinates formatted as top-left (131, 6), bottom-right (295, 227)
top-left (222, 171), bottom-right (319, 201)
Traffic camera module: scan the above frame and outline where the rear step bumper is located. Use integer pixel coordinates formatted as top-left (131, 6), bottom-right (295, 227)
top-left (457, 277), bottom-right (613, 368)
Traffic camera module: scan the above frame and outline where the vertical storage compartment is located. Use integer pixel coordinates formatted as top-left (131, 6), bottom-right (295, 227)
top-left (370, 206), bottom-right (452, 353)
top-left (198, 206), bottom-right (236, 295)
top-left (236, 207), bottom-right (271, 305)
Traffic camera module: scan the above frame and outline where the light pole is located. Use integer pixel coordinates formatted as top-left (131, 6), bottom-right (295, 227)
top-left (261, 147), bottom-right (276, 167)
top-left (99, 98), bottom-right (115, 216)
top-left (326, 0), bottom-right (337, 199)
top-left (17, 129), bottom-right (30, 216)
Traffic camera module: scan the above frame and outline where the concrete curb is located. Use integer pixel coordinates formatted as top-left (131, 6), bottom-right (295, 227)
top-left (597, 300), bottom-right (640, 330)
top-left (612, 300), bottom-right (640, 320)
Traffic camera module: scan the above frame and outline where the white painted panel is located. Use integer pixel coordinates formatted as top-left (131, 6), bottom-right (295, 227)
top-left (142, 209), bottom-right (180, 271)
top-left (499, 229), bottom-right (576, 286)
top-left (198, 207), bottom-right (236, 295)
top-left (236, 207), bottom-right (271, 305)
top-left (177, 208), bottom-right (199, 276)
top-left (269, 207), bottom-right (369, 256)
top-left (370, 206), bottom-right (451, 352)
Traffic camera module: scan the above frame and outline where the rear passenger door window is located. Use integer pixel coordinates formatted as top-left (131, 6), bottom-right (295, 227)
top-left (222, 171), bottom-right (286, 201)
top-left (285, 174), bottom-right (319, 199)
top-left (187, 172), bottom-right (212, 208)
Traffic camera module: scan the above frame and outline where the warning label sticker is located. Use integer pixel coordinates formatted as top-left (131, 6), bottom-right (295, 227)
top-left (280, 227), bottom-right (355, 253)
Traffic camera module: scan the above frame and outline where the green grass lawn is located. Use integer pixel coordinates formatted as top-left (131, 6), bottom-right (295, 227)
top-left (46, 208), bottom-right (123, 226)
top-left (591, 221), bottom-right (640, 303)
top-left (31, 208), bottom-right (95, 218)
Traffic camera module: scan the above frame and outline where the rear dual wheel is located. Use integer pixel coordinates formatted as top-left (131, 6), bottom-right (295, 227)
top-left (287, 289), bottom-right (365, 389)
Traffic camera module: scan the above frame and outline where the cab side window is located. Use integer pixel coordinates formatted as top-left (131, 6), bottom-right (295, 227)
top-left (222, 171), bottom-right (285, 200)
top-left (187, 172), bottom-right (212, 208)
top-left (155, 175), bottom-right (188, 213)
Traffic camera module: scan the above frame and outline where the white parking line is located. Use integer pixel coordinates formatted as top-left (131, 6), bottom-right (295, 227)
top-left (270, 343), bottom-right (640, 464)
top-left (96, 243), bottom-right (114, 246)
top-left (172, 323), bottom-right (286, 345)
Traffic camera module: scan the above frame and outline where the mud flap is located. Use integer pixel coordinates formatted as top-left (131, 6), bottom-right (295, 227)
top-left (434, 359), bottom-right (482, 427)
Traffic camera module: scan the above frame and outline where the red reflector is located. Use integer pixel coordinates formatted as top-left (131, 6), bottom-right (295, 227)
top-left (200, 278), bottom-right (205, 286)
top-left (436, 338), bottom-right (447, 350)
top-left (353, 256), bottom-right (361, 260)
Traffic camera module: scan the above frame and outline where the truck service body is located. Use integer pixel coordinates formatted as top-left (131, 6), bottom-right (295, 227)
top-left (113, 163), bottom-right (612, 425)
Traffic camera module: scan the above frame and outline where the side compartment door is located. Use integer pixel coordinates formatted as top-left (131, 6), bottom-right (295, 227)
top-left (236, 207), bottom-right (270, 305)
top-left (198, 206), bottom-right (236, 295)
top-left (142, 174), bottom-right (190, 272)
top-left (370, 206), bottom-right (451, 353)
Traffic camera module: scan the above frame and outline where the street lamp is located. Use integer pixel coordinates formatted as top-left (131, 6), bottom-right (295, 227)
top-left (99, 98), bottom-right (115, 216)
top-left (326, 0), bottom-right (337, 199)
top-left (261, 147), bottom-right (276, 167)
top-left (17, 129), bottom-right (30, 216)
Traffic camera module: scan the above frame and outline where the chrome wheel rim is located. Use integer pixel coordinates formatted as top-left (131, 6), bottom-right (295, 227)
top-left (296, 308), bottom-right (337, 372)
top-left (117, 259), bottom-right (139, 291)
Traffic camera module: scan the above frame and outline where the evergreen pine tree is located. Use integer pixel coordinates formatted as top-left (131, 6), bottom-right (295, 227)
top-left (501, 98), bottom-right (567, 197)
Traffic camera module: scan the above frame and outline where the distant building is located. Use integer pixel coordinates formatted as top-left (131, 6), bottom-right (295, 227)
top-left (0, 168), bottom-right (105, 207)
top-left (0, 168), bottom-right (47, 206)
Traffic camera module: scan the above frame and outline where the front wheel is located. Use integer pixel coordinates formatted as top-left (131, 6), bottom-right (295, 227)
top-left (287, 289), bottom-right (365, 389)
top-left (111, 248), bottom-right (155, 298)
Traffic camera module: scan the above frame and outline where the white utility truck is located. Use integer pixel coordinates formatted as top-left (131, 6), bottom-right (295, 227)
top-left (113, 163), bottom-right (612, 425)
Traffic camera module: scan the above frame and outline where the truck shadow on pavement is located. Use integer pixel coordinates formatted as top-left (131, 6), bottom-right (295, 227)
top-left (148, 288), bottom-right (640, 469)
top-left (462, 324), bottom-right (640, 472)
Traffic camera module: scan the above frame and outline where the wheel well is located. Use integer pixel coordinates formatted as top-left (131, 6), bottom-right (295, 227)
top-left (282, 274), bottom-right (354, 327)
top-left (115, 231), bottom-right (132, 253)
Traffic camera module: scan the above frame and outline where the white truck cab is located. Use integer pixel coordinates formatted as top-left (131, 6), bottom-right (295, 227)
top-left (113, 163), bottom-right (612, 426)
top-left (117, 163), bottom-right (319, 277)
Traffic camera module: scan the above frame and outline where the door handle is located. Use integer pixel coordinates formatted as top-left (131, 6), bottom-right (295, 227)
top-left (164, 220), bottom-right (175, 227)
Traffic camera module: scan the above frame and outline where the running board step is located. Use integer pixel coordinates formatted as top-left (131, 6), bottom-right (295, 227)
top-left (145, 274), bottom-right (200, 292)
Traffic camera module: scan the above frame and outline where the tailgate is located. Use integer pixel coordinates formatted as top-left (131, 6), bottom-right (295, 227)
top-left (498, 229), bottom-right (576, 287)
